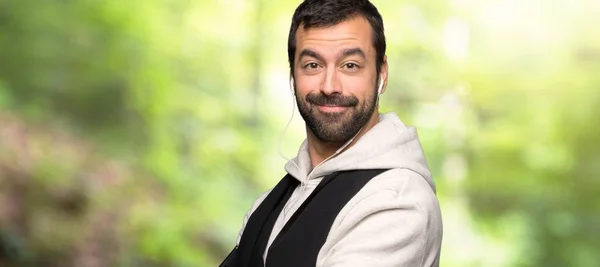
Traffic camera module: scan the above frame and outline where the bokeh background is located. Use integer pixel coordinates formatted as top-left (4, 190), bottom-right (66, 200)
top-left (1, 0), bottom-right (599, 266)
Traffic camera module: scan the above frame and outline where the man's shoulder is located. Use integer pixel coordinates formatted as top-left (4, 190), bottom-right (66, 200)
top-left (236, 187), bottom-right (273, 245)
top-left (342, 168), bottom-right (440, 219)
top-left (320, 168), bottom-right (443, 267)
top-left (250, 188), bottom-right (272, 211)
top-left (364, 168), bottom-right (437, 197)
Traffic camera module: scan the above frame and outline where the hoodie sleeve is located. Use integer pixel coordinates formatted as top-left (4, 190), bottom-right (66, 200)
top-left (318, 169), bottom-right (443, 267)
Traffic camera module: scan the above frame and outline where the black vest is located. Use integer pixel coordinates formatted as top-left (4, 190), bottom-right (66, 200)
top-left (220, 169), bottom-right (388, 267)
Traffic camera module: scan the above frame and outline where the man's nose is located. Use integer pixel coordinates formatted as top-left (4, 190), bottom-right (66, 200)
top-left (321, 69), bottom-right (342, 95)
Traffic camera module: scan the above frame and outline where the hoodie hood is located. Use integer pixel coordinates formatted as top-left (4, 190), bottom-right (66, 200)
top-left (284, 112), bottom-right (435, 192)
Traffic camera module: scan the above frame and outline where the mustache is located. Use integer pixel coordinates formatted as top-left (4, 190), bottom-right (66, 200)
top-left (306, 93), bottom-right (359, 107)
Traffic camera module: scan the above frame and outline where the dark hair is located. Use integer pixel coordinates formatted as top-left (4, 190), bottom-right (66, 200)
top-left (287, 0), bottom-right (386, 78)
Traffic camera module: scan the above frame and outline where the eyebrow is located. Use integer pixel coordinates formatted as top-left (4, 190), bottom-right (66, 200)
top-left (341, 48), bottom-right (366, 60)
top-left (299, 49), bottom-right (324, 62)
top-left (298, 48), bottom-right (367, 63)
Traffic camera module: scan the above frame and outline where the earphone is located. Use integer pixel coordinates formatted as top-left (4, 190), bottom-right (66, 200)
top-left (377, 77), bottom-right (384, 95)
top-left (290, 77), bottom-right (296, 97)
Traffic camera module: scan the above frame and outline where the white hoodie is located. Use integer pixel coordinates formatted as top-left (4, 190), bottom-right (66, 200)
top-left (236, 112), bottom-right (443, 266)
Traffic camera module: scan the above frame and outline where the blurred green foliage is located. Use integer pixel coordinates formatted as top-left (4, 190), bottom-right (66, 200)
top-left (0, 0), bottom-right (599, 266)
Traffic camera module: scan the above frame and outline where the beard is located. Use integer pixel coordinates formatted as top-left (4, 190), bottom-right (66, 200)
top-left (296, 83), bottom-right (378, 143)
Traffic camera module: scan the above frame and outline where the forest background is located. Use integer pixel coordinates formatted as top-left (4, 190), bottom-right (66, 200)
top-left (0, 0), bottom-right (599, 266)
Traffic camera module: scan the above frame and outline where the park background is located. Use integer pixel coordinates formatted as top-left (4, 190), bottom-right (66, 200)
top-left (0, 0), bottom-right (599, 266)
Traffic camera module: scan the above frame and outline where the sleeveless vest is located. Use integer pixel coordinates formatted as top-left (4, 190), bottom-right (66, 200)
top-left (220, 169), bottom-right (389, 267)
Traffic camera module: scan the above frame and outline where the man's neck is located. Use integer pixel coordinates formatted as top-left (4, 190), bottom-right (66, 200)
top-left (306, 113), bottom-right (380, 169)
top-left (306, 136), bottom-right (343, 169)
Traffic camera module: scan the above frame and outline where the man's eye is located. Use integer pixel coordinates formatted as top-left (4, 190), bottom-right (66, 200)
top-left (306, 63), bottom-right (319, 69)
top-left (344, 63), bottom-right (359, 69)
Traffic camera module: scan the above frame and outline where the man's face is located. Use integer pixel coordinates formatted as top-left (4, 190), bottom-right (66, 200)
top-left (293, 16), bottom-right (386, 143)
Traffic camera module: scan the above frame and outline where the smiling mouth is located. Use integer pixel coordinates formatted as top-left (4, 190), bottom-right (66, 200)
top-left (316, 105), bottom-right (349, 113)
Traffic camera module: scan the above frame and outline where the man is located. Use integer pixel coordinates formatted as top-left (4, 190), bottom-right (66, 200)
top-left (221, 0), bottom-right (442, 266)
